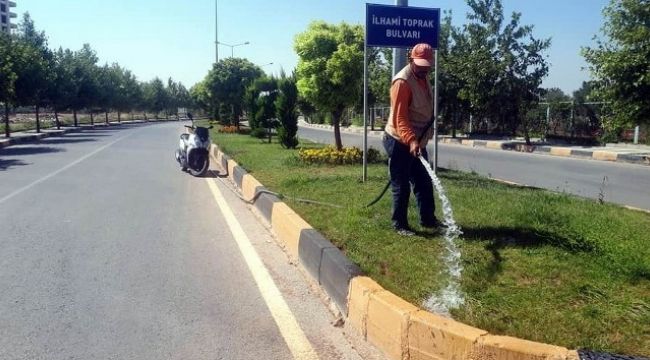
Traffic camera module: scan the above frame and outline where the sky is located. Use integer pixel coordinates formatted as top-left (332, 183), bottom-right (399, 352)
top-left (14, 0), bottom-right (609, 94)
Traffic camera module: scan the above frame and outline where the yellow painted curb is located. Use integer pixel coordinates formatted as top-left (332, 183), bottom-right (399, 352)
top-left (461, 139), bottom-right (474, 146)
top-left (271, 202), bottom-right (312, 258)
top-left (227, 159), bottom-right (237, 181)
top-left (367, 289), bottom-right (419, 360)
top-left (592, 150), bottom-right (618, 161)
top-left (408, 310), bottom-right (487, 360)
top-left (241, 174), bottom-right (264, 202)
top-left (486, 141), bottom-right (503, 150)
top-left (211, 143), bottom-right (586, 360)
top-left (550, 147), bottom-right (572, 157)
top-left (472, 335), bottom-right (573, 360)
top-left (348, 277), bottom-right (385, 339)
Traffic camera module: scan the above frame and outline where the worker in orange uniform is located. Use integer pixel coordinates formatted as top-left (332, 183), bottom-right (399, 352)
top-left (383, 43), bottom-right (444, 236)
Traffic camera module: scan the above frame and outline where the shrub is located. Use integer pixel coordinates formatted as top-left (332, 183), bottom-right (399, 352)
top-left (218, 125), bottom-right (250, 135)
top-left (298, 146), bottom-right (384, 165)
top-left (250, 127), bottom-right (267, 139)
top-left (219, 125), bottom-right (239, 134)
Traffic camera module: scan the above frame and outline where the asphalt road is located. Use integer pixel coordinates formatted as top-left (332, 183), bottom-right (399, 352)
top-left (0, 123), bottom-right (381, 360)
top-left (299, 126), bottom-right (650, 211)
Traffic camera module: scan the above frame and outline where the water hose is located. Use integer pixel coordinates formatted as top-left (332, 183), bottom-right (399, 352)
top-left (211, 170), bottom-right (342, 209)
top-left (365, 116), bottom-right (436, 208)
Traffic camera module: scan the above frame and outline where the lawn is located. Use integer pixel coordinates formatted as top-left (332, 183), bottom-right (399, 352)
top-left (210, 127), bottom-right (650, 357)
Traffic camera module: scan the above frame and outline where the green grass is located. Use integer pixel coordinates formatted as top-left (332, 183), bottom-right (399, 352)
top-left (210, 128), bottom-right (650, 357)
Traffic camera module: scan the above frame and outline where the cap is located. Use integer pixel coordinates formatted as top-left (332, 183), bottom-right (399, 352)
top-left (410, 43), bottom-right (434, 67)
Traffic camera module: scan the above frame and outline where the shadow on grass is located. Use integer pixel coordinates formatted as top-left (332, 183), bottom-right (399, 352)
top-left (462, 226), bottom-right (598, 281)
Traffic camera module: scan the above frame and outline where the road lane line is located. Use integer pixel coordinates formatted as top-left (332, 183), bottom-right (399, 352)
top-left (0, 132), bottom-right (136, 204)
top-left (205, 177), bottom-right (319, 360)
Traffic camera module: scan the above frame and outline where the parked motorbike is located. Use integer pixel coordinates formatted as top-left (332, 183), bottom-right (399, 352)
top-left (175, 118), bottom-right (213, 177)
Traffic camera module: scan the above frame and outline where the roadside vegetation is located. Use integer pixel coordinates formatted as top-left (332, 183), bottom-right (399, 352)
top-left (1, 14), bottom-right (192, 137)
top-left (208, 127), bottom-right (650, 357)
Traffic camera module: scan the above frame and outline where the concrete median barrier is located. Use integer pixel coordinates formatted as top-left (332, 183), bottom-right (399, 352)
top-left (209, 143), bottom-right (592, 360)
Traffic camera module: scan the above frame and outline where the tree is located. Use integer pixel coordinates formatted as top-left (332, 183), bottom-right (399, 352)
top-left (244, 76), bottom-right (277, 132)
top-left (455, 0), bottom-right (550, 143)
top-left (190, 81), bottom-right (213, 119)
top-left (438, 10), bottom-right (470, 137)
top-left (142, 77), bottom-right (168, 119)
top-left (0, 32), bottom-right (18, 137)
top-left (294, 21), bottom-right (364, 150)
top-left (204, 57), bottom-right (262, 127)
top-left (70, 44), bottom-right (100, 126)
top-left (368, 47), bottom-right (392, 107)
top-left (118, 69), bottom-right (142, 121)
top-left (49, 48), bottom-right (76, 129)
top-left (14, 13), bottom-right (54, 133)
top-left (275, 71), bottom-right (299, 148)
top-left (582, 0), bottom-right (650, 132)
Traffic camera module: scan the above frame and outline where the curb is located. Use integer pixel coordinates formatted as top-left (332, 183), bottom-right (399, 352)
top-left (437, 138), bottom-right (650, 166)
top-left (299, 122), bottom-right (650, 166)
top-left (208, 143), bottom-right (615, 360)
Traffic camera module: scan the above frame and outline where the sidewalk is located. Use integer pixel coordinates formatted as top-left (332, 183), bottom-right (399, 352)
top-left (299, 120), bottom-right (650, 166)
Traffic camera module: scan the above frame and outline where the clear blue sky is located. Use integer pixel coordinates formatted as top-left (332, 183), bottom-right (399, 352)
top-left (15, 0), bottom-right (609, 94)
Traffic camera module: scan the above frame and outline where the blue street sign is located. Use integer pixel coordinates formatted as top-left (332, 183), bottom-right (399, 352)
top-left (366, 3), bottom-right (440, 48)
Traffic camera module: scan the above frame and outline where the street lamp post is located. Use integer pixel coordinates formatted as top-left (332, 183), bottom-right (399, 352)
top-left (217, 41), bottom-right (250, 57)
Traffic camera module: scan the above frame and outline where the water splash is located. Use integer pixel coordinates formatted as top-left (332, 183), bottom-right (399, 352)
top-left (418, 156), bottom-right (465, 317)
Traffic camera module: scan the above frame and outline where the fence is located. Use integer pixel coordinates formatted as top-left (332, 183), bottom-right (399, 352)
top-left (2, 107), bottom-right (185, 136)
top-left (305, 103), bottom-right (647, 145)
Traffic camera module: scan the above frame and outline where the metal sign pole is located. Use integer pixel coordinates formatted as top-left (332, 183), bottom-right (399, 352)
top-left (363, 42), bottom-right (369, 182)
top-left (433, 49), bottom-right (439, 174)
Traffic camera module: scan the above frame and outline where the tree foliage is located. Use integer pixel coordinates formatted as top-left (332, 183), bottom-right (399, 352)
top-left (294, 21), bottom-right (364, 150)
top-left (0, 13), bottom-right (193, 136)
top-left (202, 57), bottom-right (262, 127)
top-left (276, 71), bottom-right (299, 148)
top-left (582, 0), bottom-right (650, 131)
top-left (451, 0), bottom-right (551, 143)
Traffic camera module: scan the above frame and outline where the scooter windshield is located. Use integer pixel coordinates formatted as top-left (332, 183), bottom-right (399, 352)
top-left (195, 127), bottom-right (209, 142)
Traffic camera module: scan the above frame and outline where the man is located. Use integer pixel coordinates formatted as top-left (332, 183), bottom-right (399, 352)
top-left (383, 43), bottom-right (444, 236)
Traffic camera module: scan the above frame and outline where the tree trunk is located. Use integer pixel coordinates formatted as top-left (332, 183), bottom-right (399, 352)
top-left (144, 112), bottom-right (148, 121)
top-left (90, 112), bottom-right (94, 125)
top-left (4, 102), bottom-right (10, 138)
top-left (73, 109), bottom-right (78, 127)
top-left (55, 109), bottom-right (60, 130)
top-left (452, 110), bottom-right (457, 138)
top-left (105, 112), bottom-right (109, 124)
top-left (332, 108), bottom-right (343, 151)
top-left (118, 112), bottom-right (121, 123)
top-left (35, 105), bottom-right (40, 133)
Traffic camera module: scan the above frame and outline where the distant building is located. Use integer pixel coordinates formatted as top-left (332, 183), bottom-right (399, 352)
top-left (0, 0), bottom-right (16, 34)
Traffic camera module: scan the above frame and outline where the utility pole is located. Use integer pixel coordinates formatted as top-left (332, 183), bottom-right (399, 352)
top-left (392, 0), bottom-right (408, 76)
top-left (215, 0), bottom-right (219, 63)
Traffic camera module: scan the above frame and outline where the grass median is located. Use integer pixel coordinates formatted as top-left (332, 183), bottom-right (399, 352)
top-left (210, 127), bottom-right (650, 357)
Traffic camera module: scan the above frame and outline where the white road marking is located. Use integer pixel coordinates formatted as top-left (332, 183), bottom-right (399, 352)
top-left (0, 132), bottom-right (136, 204)
top-left (205, 177), bottom-right (319, 360)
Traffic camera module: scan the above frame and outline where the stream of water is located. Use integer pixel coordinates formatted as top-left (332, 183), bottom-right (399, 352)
top-left (419, 156), bottom-right (465, 317)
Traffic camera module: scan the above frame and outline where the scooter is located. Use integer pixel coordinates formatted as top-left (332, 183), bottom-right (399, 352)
top-left (175, 117), bottom-right (213, 177)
